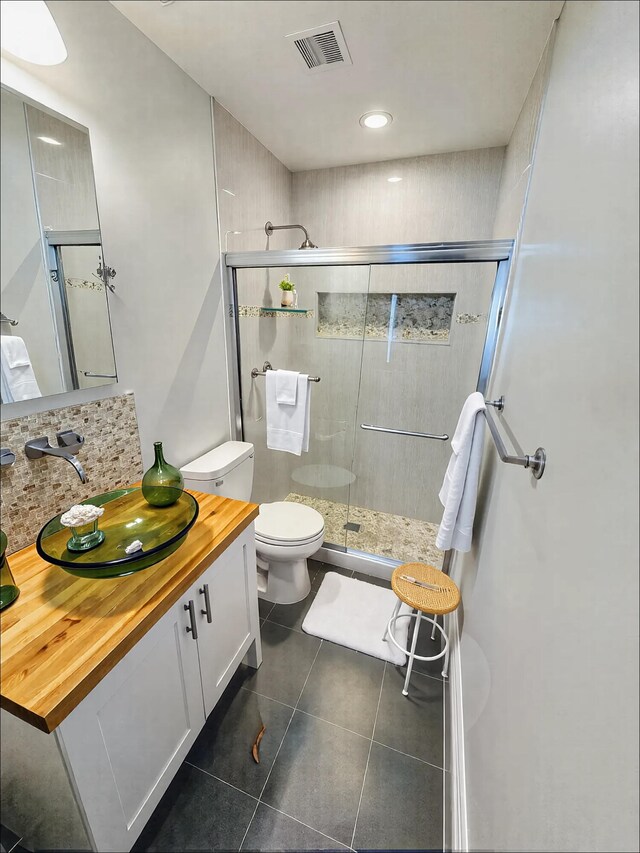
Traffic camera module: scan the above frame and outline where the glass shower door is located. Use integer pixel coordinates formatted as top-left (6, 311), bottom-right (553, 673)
top-left (344, 261), bottom-right (498, 566)
top-left (235, 264), bottom-right (371, 550)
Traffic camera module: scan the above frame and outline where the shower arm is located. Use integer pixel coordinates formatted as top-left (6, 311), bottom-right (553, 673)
top-left (264, 221), bottom-right (317, 249)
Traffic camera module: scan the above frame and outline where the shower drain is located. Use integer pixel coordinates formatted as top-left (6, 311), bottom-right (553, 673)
top-left (343, 522), bottom-right (361, 533)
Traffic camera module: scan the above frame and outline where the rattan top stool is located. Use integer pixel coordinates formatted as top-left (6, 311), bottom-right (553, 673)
top-left (383, 562), bottom-right (461, 696)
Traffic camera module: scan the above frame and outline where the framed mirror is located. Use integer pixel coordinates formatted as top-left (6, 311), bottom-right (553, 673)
top-left (1, 87), bottom-right (117, 402)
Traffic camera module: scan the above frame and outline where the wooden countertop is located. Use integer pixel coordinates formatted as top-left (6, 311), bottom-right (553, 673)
top-left (0, 489), bottom-right (259, 734)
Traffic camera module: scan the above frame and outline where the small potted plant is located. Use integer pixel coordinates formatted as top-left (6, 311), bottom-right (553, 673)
top-left (278, 274), bottom-right (297, 308)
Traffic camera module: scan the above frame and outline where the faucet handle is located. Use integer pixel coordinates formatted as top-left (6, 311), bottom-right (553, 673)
top-left (56, 430), bottom-right (85, 454)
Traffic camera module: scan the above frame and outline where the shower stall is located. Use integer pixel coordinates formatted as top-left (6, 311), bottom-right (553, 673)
top-left (223, 240), bottom-right (513, 575)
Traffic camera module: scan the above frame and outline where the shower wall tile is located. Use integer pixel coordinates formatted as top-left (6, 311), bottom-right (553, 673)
top-left (292, 146), bottom-right (505, 248)
top-left (0, 393), bottom-right (142, 554)
top-left (237, 263), bottom-right (495, 524)
top-left (213, 102), bottom-right (296, 253)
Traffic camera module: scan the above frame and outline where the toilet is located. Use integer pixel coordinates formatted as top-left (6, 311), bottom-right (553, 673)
top-left (180, 441), bottom-right (324, 605)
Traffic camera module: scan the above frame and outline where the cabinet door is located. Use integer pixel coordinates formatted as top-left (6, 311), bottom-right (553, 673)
top-left (197, 527), bottom-right (259, 717)
top-left (57, 595), bottom-right (205, 852)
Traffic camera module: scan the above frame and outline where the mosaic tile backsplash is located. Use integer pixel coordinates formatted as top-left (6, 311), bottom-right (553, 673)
top-left (316, 292), bottom-right (456, 342)
top-left (0, 393), bottom-right (142, 554)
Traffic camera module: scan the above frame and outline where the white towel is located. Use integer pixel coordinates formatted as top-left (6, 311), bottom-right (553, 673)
top-left (266, 369), bottom-right (311, 455)
top-left (436, 392), bottom-right (486, 552)
top-left (0, 336), bottom-right (42, 402)
top-left (275, 369), bottom-right (298, 405)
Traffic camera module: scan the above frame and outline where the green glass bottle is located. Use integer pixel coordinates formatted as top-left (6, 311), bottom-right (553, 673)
top-left (142, 441), bottom-right (184, 507)
top-left (0, 530), bottom-right (20, 611)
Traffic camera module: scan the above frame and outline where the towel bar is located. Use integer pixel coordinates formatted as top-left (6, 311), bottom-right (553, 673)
top-left (251, 361), bottom-right (320, 382)
top-left (483, 396), bottom-right (546, 479)
top-left (360, 424), bottom-right (449, 441)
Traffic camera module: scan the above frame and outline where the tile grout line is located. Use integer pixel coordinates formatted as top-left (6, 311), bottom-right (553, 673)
top-left (261, 601), bottom-right (276, 622)
top-left (350, 661), bottom-right (387, 850)
top-left (239, 640), bottom-right (323, 851)
top-left (183, 762), bottom-right (258, 802)
top-left (239, 683), bottom-right (446, 769)
top-left (187, 763), bottom-right (353, 851)
top-left (370, 738), bottom-right (447, 771)
top-left (260, 802), bottom-right (355, 852)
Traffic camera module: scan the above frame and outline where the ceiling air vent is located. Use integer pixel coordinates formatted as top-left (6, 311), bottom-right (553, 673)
top-left (286, 21), bottom-right (352, 73)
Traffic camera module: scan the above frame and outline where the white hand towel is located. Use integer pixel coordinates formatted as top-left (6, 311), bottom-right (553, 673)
top-left (275, 369), bottom-right (299, 405)
top-left (0, 336), bottom-right (42, 402)
top-left (436, 392), bottom-right (486, 552)
top-left (1, 335), bottom-right (31, 368)
top-left (266, 370), bottom-right (311, 455)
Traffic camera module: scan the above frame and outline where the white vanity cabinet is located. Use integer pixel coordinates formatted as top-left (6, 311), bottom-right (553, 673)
top-left (0, 516), bottom-right (261, 853)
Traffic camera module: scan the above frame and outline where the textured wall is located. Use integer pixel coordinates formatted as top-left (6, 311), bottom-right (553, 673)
top-left (493, 36), bottom-right (554, 239)
top-left (213, 102), bottom-right (295, 253)
top-left (0, 393), bottom-right (142, 554)
top-left (455, 2), bottom-right (639, 849)
top-left (291, 147), bottom-right (505, 248)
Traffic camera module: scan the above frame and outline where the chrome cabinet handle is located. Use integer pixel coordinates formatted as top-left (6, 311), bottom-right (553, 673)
top-left (184, 600), bottom-right (198, 640)
top-left (199, 583), bottom-right (213, 623)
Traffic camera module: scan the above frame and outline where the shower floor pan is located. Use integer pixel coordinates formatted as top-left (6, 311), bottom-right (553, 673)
top-left (284, 493), bottom-right (444, 568)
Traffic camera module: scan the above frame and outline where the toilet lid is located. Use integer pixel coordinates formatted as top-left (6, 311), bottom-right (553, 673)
top-left (255, 501), bottom-right (324, 543)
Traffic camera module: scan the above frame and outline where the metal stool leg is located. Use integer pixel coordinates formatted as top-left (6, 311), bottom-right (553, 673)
top-left (441, 617), bottom-right (450, 678)
top-left (430, 613), bottom-right (438, 640)
top-left (383, 598), bottom-right (402, 642)
top-left (402, 609), bottom-right (422, 697)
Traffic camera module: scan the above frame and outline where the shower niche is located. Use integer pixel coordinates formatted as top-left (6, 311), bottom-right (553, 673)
top-left (316, 291), bottom-right (456, 343)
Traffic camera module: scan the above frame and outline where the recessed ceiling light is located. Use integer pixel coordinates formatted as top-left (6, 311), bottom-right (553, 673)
top-left (387, 176), bottom-right (402, 183)
top-left (0, 0), bottom-right (67, 66)
top-left (37, 136), bottom-right (62, 146)
top-left (360, 111), bottom-right (393, 129)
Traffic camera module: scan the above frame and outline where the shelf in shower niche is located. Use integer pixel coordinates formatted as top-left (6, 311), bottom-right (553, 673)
top-left (36, 487), bottom-right (199, 579)
top-left (259, 307), bottom-right (310, 315)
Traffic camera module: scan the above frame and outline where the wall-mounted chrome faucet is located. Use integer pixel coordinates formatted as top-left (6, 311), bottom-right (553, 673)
top-left (1, 448), bottom-right (16, 467)
top-left (25, 430), bottom-right (87, 483)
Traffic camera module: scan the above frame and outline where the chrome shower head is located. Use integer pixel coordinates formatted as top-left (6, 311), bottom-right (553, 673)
top-left (265, 221), bottom-right (318, 250)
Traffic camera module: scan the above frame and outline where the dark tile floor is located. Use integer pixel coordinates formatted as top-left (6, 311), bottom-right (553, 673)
top-left (1, 561), bottom-right (446, 853)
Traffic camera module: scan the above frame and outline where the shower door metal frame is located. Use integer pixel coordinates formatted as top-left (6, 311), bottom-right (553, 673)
top-left (222, 239), bottom-right (514, 575)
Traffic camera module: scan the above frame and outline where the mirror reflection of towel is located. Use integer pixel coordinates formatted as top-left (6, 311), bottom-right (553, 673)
top-left (0, 336), bottom-right (42, 402)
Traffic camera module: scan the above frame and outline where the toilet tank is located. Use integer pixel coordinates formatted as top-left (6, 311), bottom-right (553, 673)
top-left (180, 441), bottom-right (254, 501)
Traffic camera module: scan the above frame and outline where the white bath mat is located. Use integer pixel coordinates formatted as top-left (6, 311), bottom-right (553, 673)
top-left (301, 572), bottom-right (412, 665)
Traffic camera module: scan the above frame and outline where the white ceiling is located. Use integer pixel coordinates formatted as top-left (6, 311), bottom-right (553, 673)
top-left (111, 0), bottom-right (562, 172)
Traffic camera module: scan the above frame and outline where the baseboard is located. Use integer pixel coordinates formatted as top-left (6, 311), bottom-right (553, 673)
top-left (446, 608), bottom-right (468, 852)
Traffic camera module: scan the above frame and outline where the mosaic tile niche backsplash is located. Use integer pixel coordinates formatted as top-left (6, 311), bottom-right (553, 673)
top-left (0, 393), bottom-right (143, 554)
top-left (316, 292), bottom-right (456, 342)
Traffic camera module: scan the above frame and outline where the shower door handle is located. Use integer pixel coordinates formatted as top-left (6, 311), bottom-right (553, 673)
top-left (360, 424), bottom-right (449, 441)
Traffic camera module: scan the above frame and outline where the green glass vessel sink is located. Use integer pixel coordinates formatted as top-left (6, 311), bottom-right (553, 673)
top-left (36, 488), bottom-right (199, 579)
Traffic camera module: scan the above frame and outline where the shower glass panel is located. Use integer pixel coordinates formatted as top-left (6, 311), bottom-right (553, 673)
top-left (344, 262), bottom-right (496, 566)
top-left (228, 240), bottom-right (512, 570)
top-left (235, 265), bottom-right (371, 549)
top-left (56, 244), bottom-right (116, 389)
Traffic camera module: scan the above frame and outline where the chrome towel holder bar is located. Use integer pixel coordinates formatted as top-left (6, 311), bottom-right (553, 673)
top-left (359, 396), bottom-right (546, 479)
top-left (485, 396), bottom-right (546, 479)
top-left (251, 361), bottom-right (321, 382)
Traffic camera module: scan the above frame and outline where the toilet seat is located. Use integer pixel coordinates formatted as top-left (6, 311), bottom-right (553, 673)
top-left (255, 501), bottom-right (324, 545)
